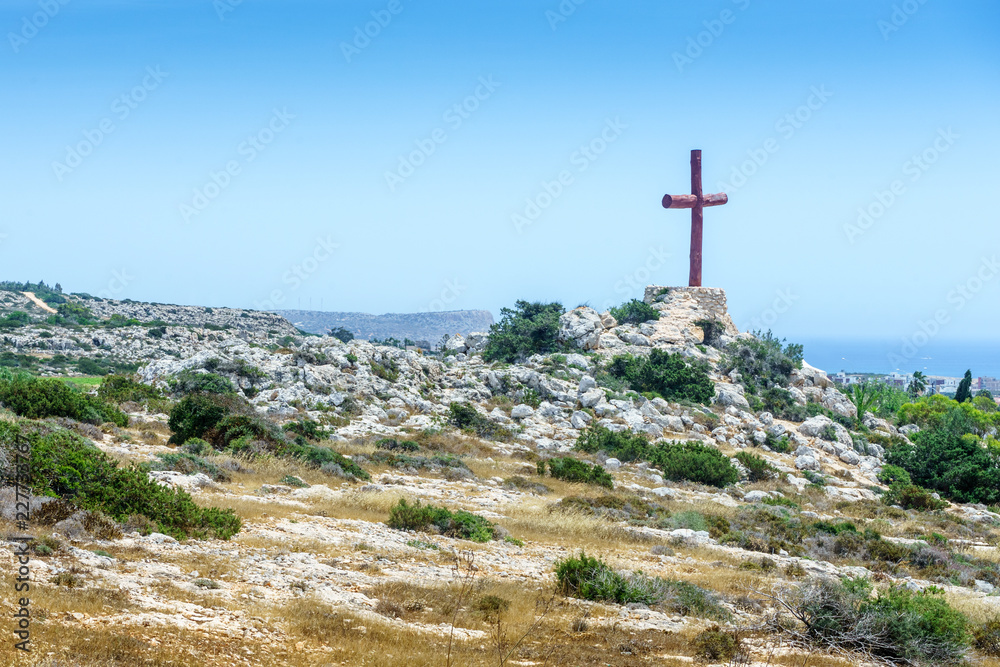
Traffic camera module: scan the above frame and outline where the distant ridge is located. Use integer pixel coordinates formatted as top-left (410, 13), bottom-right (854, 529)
top-left (275, 309), bottom-right (494, 342)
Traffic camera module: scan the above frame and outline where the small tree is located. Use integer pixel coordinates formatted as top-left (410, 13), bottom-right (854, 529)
top-left (955, 370), bottom-right (973, 403)
top-left (482, 301), bottom-right (566, 363)
top-left (328, 326), bottom-right (354, 343)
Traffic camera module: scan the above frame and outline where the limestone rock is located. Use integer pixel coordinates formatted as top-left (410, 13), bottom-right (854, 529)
top-left (713, 383), bottom-right (750, 410)
top-left (557, 307), bottom-right (604, 351)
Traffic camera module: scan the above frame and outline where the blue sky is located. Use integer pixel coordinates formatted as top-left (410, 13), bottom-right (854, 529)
top-left (2, 0), bottom-right (998, 347)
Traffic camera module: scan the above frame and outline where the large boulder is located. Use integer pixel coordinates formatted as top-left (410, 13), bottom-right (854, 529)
top-left (791, 363), bottom-right (833, 389)
top-left (821, 387), bottom-right (857, 419)
top-left (557, 307), bottom-right (604, 351)
top-left (713, 383), bottom-right (750, 410)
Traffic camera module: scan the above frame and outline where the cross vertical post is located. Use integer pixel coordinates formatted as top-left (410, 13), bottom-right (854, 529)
top-left (689, 149), bottom-right (703, 288)
top-left (661, 149), bottom-right (728, 287)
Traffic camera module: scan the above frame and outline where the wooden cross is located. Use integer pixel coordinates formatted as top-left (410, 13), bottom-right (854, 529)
top-left (661, 149), bottom-right (728, 287)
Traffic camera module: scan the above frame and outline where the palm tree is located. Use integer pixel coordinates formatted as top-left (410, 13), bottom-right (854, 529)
top-left (907, 371), bottom-right (927, 397)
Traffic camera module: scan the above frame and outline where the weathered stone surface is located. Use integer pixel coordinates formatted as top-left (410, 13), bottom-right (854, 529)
top-left (557, 307), bottom-right (604, 351)
top-left (795, 455), bottom-right (820, 471)
top-left (713, 383), bottom-right (750, 409)
top-left (579, 388), bottom-right (605, 408)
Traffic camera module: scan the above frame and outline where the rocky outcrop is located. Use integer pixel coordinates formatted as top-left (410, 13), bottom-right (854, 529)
top-left (641, 286), bottom-right (740, 346)
top-left (557, 307), bottom-right (604, 350)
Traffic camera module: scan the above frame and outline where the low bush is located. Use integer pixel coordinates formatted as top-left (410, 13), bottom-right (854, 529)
top-left (168, 370), bottom-right (235, 395)
top-left (97, 374), bottom-right (161, 404)
top-left (735, 451), bottom-right (778, 482)
top-left (386, 499), bottom-right (498, 542)
top-left (601, 349), bottom-right (713, 404)
top-left (608, 299), bottom-right (659, 325)
top-left (280, 440), bottom-right (370, 480)
top-left (167, 392), bottom-right (243, 445)
top-left (328, 327), bottom-right (354, 343)
top-left (877, 464), bottom-right (912, 487)
top-left (180, 437), bottom-right (213, 456)
top-left (0, 419), bottom-right (239, 540)
top-left (691, 628), bottom-right (739, 662)
top-left (655, 441), bottom-right (739, 488)
top-left (784, 577), bottom-right (968, 665)
top-left (719, 331), bottom-right (802, 399)
top-left (886, 408), bottom-right (1000, 505)
top-left (146, 452), bottom-right (229, 482)
top-left (482, 300), bottom-right (568, 363)
top-left (375, 437), bottom-right (419, 452)
top-left (369, 358), bottom-right (400, 383)
top-left (575, 425), bottom-right (652, 462)
top-left (539, 457), bottom-right (614, 489)
top-left (555, 551), bottom-right (728, 619)
top-left (0, 369), bottom-right (127, 426)
top-left (576, 426), bottom-right (737, 487)
top-left (282, 418), bottom-right (327, 441)
top-left (447, 402), bottom-right (512, 441)
top-left (367, 450), bottom-right (467, 478)
top-left (882, 483), bottom-right (947, 511)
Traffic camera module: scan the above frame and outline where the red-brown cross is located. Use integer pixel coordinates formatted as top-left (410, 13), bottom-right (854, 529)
top-left (661, 149), bottom-right (728, 287)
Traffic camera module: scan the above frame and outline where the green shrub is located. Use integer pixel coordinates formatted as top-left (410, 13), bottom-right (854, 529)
top-left (575, 425), bottom-right (652, 462)
top-left (329, 327), bottom-right (355, 343)
top-left (0, 420), bottom-right (239, 540)
top-left (181, 438), bottom-right (213, 456)
top-left (167, 393), bottom-right (238, 445)
top-left (386, 499), bottom-right (497, 542)
top-left (655, 441), bottom-right (739, 488)
top-left (719, 331), bottom-right (802, 398)
top-left (0, 311), bottom-right (31, 329)
top-left (146, 452), bottom-right (229, 482)
top-left (280, 475), bottom-right (309, 488)
top-left (601, 350), bottom-right (713, 404)
top-left (280, 441), bottom-right (370, 480)
top-left (554, 551), bottom-right (728, 619)
top-left (608, 299), bottom-right (659, 325)
top-left (447, 402), bottom-right (512, 441)
top-left (97, 374), bottom-right (161, 404)
top-left (540, 457), bottom-right (614, 489)
top-left (169, 370), bottom-right (235, 395)
top-left (282, 418), bottom-right (327, 441)
top-left (0, 369), bottom-right (127, 426)
top-left (883, 483), bottom-right (947, 511)
top-left (482, 301), bottom-right (567, 363)
top-left (789, 577), bottom-right (968, 664)
top-left (735, 451), bottom-right (778, 482)
top-left (886, 408), bottom-right (1000, 505)
top-left (576, 426), bottom-right (736, 487)
top-left (375, 437), bottom-right (419, 452)
top-left (691, 628), bottom-right (738, 662)
top-left (877, 464), bottom-right (912, 487)
top-left (369, 358), bottom-right (400, 382)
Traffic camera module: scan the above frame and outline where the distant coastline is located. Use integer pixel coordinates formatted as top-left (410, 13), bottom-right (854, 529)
top-left (797, 338), bottom-right (1000, 380)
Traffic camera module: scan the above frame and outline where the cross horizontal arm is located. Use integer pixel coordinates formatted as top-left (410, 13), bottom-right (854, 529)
top-left (661, 192), bottom-right (728, 209)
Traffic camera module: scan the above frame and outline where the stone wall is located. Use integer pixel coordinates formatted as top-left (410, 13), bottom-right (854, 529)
top-left (641, 286), bottom-right (740, 345)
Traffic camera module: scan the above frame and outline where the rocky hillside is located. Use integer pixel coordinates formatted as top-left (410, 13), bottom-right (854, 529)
top-left (2, 285), bottom-right (999, 667)
top-left (275, 308), bottom-right (494, 343)
top-left (1, 288), bottom-right (299, 336)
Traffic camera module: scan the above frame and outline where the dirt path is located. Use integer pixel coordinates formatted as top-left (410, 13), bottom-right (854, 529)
top-left (22, 291), bottom-right (58, 314)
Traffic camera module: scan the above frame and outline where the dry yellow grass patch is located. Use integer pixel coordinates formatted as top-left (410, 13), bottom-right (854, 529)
top-left (278, 591), bottom-right (700, 666)
top-left (501, 496), bottom-right (651, 550)
top-left (197, 493), bottom-right (304, 522)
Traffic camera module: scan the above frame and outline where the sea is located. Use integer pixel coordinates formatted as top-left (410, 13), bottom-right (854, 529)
top-left (796, 339), bottom-right (1000, 379)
